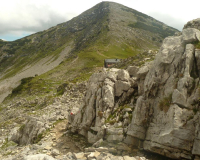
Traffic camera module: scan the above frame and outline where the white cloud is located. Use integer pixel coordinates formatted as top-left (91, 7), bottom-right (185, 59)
top-left (0, 0), bottom-right (77, 35)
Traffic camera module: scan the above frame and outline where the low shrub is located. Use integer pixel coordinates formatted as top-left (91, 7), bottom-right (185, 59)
top-left (159, 93), bottom-right (172, 113)
top-left (57, 82), bottom-right (69, 95)
top-left (11, 77), bottom-right (34, 96)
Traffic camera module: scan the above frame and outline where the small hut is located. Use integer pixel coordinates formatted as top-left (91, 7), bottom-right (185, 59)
top-left (104, 59), bottom-right (121, 68)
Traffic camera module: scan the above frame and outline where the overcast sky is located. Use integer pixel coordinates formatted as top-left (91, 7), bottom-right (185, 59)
top-left (1, 0), bottom-right (200, 41)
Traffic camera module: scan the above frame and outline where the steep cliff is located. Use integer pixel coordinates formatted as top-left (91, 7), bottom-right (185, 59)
top-left (69, 21), bottom-right (200, 159)
top-left (127, 28), bottom-right (200, 159)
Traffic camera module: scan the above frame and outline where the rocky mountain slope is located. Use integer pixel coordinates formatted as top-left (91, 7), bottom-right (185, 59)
top-left (0, 1), bottom-right (178, 103)
top-left (67, 19), bottom-right (200, 160)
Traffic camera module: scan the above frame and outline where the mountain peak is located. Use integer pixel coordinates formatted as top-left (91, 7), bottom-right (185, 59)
top-left (0, 1), bottom-right (179, 103)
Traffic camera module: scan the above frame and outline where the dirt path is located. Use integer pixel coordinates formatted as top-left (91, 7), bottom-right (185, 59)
top-left (71, 57), bottom-right (79, 64)
top-left (97, 51), bottom-right (109, 58)
top-left (50, 120), bottom-right (90, 155)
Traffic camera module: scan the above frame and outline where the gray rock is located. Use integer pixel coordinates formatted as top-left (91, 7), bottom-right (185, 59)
top-left (117, 69), bottom-right (130, 82)
top-left (75, 152), bottom-right (86, 159)
top-left (23, 154), bottom-right (55, 160)
top-left (115, 80), bottom-right (131, 97)
top-left (193, 139), bottom-right (200, 156)
top-left (184, 18), bottom-right (200, 30)
top-left (88, 131), bottom-right (99, 144)
top-left (123, 156), bottom-right (137, 160)
top-left (92, 138), bottom-right (104, 147)
top-left (11, 117), bottom-right (46, 145)
top-left (172, 89), bottom-right (187, 108)
top-left (126, 66), bottom-right (139, 77)
top-left (127, 96), bottom-right (148, 140)
top-left (64, 152), bottom-right (77, 160)
top-left (182, 28), bottom-right (200, 43)
top-left (183, 44), bottom-right (195, 76)
top-left (137, 66), bottom-right (149, 79)
top-left (51, 149), bottom-right (60, 157)
top-left (88, 151), bottom-right (101, 159)
top-left (106, 134), bottom-right (124, 142)
top-left (129, 77), bottom-right (137, 87)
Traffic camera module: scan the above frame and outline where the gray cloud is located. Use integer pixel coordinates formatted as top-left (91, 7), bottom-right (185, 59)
top-left (0, 15), bottom-right (67, 35)
top-left (148, 12), bottom-right (186, 31)
top-left (0, 3), bottom-right (74, 37)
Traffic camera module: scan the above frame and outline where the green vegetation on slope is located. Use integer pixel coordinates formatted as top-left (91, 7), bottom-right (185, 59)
top-left (1, 1), bottom-right (178, 105)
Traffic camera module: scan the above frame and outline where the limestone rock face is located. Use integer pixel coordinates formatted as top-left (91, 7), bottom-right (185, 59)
top-left (70, 21), bottom-right (200, 159)
top-left (127, 28), bottom-right (200, 159)
top-left (70, 68), bottom-right (138, 143)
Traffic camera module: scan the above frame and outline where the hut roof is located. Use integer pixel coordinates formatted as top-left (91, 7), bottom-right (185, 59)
top-left (104, 59), bottom-right (121, 63)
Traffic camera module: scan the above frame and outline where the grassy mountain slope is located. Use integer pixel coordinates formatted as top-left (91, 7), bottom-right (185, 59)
top-left (0, 1), bottom-right (179, 103)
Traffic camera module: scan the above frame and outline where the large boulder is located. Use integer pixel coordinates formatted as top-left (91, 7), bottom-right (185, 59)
top-left (11, 117), bottom-right (46, 145)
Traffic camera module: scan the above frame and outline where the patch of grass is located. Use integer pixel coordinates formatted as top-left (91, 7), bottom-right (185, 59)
top-left (0, 138), bottom-right (17, 150)
top-left (193, 41), bottom-right (200, 49)
top-left (53, 119), bottom-right (65, 126)
top-left (33, 133), bottom-right (43, 144)
top-left (105, 112), bottom-right (117, 124)
top-left (187, 115), bottom-right (194, 121)
top-left (57, 82), bottom-right (69, 95)
top-left (129, 113), bottom-right (133, 121)
top-left (105, 105), bottom-right (132, 124)
top-left (193, 108), bottom-right (198, 114)
top-left (33, 129), bottom-right (50, 144)
top-left (3, 151), bottom-right (13, 156)
top-left (103, 44), bottom-right (138, 59)
top-left (159, 93), bottom-right (172, 113)
top-left (0, 106), bottom-right (3, 112)
top-left (5, 76), bottom-right (57, 101)
top-left (19, 124), bottom-right (25, 132)
top-left (35, 95), bottom-right (54, 110)
top-left (71, 72), bottom-right (93, 83)
top-left (11, 77), bottom-right (34, 97)
top-left (0, 120), bottom-right (13, 129)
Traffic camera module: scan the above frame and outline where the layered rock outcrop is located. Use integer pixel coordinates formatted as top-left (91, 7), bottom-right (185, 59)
top-left (70, 26), bottom-right (200, 159)
top-left (127, 27), bottom-right (200, 159)
top-left (69, 68), bottom-right (138, 144)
